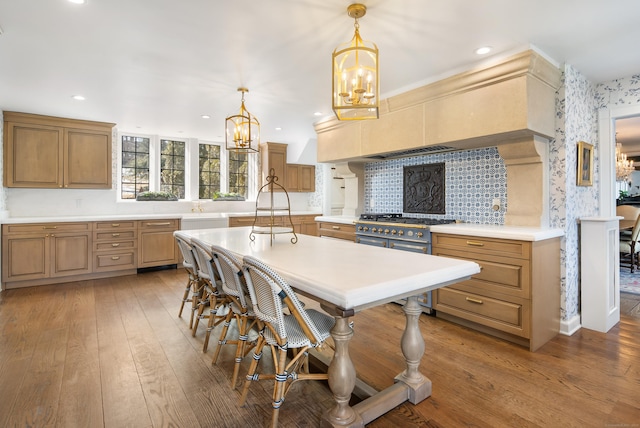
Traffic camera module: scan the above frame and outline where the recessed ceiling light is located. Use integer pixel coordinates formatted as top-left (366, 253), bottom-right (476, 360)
top-left (72, 95), bottom-right (85, 101)
top-left (313, 112), bottom-right (323, 116)
top-left (475, 46), bottom-right (492, 55)
top-left (68, 0), bottom-right (87, 4)
top-left (201, 115), bottom-right (211, 119)
top-left (275, 127), bottom-right (282, 131)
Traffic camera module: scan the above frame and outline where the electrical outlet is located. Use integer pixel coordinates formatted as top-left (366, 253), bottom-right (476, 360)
top-left (492, 198), bottom-right (501, 211)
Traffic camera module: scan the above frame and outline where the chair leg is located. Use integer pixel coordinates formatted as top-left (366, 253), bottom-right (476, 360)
top-left (189, 282), bottom-right (204, 330)
top-left (192, 289), bottom-right (209, 336)
top-left (230, 315), bottom-right (249, 388)
top-left (178, 277), bottom-right (192, 319)
top-left (211, 310), bottom-right (235, 362)
top-left (270, 346), bottom-right (288, 428)
top-left (239, 336), bottom-right (266, 407)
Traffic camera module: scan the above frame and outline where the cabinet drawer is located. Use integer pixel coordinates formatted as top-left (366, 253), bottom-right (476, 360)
top-left (94, 240), bottom-right (136, 251)
top-left (432, 248), bottom-right (530, 298)
top-left (94, 221), bottom-right (136, 231)
top-left (138, 219), bottom-right (180, 230)
top-left (95, 230), bottom-right (137, 241)
top-left (94, 251), bottom-right (136, 271)
top-left (4, 222), bottom-right (91, 234)
top-left (432, 234), bottom-right (530, 259)
top-left (436, 287), bottom-right (529, 338)
top-left (229, 216), bottom-right (255, 227)
top-left (318, 222), bottom-right (356, 241)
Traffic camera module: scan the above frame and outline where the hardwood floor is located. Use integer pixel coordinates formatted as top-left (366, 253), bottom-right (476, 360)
top-left (0, 269), bottom-right (638, 427)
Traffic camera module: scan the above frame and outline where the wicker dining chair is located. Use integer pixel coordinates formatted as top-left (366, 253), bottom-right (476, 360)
top-left (239, 255), bottom-right (335, 428)
top-left (174, 232), bottom-right (203, 329)
top-left (190, 239), bottom-right (230, 352)
top-left (208, 244), bottom-right (262, 388)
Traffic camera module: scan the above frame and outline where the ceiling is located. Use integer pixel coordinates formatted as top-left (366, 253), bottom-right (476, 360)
top-left (1, 0), bottom-right (640, 150)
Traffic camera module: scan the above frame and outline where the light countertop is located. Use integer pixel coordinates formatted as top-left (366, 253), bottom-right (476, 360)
top-left (314, 215), bottom-right (358, 225)
top-left (0, 210), bottom-right (322, 225)
top-left (430, 223), bottom-right (564, 241)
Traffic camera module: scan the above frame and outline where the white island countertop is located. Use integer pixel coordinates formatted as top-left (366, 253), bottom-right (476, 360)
top-left (430, 223), bottom-right (564, 241)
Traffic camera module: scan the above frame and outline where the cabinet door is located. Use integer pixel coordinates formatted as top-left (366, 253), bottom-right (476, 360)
top-left (286, 165), bottom-right (300, 192)
top-left (2, 233), bottom-right (50, 281)
top-left (4, 122), bottom-right (63, 188)
top-left (299, 165), bottom-right (315, 192)
top-left (64, 128), bottom-right (112, 188)
top-left (138, 220), bottom-right (179, 268)
top-left (261, 142), bottom-right (287, 189)
top-left (50, 232), bottom-right (93, 277)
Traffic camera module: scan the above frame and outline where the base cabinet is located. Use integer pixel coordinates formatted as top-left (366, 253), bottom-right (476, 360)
top-left (138, 219), bottom-right (180, 268)
top-left (432, 233), bottom-right (560, 351)
top-left (2, 218), bottom-right (179, 289)
top-left (317, 221), bottom-right (356, 241)
top-left (229, 214), bottom-right (319, 237)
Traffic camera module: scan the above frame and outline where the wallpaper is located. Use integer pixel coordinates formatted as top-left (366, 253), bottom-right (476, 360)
top-left (553, 65), bottom-right (599, 322)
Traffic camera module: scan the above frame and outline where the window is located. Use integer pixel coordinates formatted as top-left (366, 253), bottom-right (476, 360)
top-left (229, 150), bottom-right (248, 198)
top-left (160, 139), bottom-right (185, 198)
top-left (199, 143), bottom-right (221, 198)
top-left (121, 136), bottom-right (150, 199)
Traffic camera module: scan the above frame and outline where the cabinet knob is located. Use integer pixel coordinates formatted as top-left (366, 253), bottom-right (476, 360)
top-left (111, 256), bottom-right (120, 260)
top-left (112, 233), bottom-right (120, 237)
top-left (112, 243), bottom-right (120, 247)
top-left (332, 226), bottom-right (341, 230)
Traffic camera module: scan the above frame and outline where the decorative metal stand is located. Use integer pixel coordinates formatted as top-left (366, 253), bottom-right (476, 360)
top-left (250, 168), bottom-right (298, 245)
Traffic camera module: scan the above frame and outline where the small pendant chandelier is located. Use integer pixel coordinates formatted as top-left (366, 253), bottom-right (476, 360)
top-left (225, 87), bottom-right (259, 153)
top-left (332, 3), bottom-right (379, 121)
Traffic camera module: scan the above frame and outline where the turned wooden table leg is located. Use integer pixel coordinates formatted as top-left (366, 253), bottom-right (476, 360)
top-left (395, 295), bottom-right (432, 403)
top-left (321, 316), bottom-right (363, 428)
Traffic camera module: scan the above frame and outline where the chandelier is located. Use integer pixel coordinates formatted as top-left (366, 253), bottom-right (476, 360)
top-left (332, 3), bottom-right (379, 120)
top-left (225, 87), bottom-right (259, 153)
top-left (616, 142), bottom-right (635, 181)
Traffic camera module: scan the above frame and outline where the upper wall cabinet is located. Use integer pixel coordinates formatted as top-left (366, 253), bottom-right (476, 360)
top-left (260, 142), bottom-right (316, 192)
top-left (3, 111), bottom-right (115, 189)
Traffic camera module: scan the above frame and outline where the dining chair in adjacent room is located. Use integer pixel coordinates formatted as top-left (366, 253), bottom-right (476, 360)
top-left (208, 243), bottom-right (262, 388)
top-left (616, 204), bottom-right (640, 237)
top-left (620, 213), bottom-right (640, 273)
top-left (191, 239), bottom-right (230, 352)
top-left (174, 232), bottom-right (202, 329)
top-left (239, 255), bottom-right (335, 428)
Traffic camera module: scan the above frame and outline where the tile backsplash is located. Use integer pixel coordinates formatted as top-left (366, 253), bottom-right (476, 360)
top-left (364, 147), bottom-right (506, 223)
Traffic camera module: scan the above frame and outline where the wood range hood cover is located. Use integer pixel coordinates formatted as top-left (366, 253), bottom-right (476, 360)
top-left (314, 50), bottom-right (562, 227)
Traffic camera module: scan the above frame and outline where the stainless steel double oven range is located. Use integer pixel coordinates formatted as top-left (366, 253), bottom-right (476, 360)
top-left (354, 213), bottom-right (456, 314)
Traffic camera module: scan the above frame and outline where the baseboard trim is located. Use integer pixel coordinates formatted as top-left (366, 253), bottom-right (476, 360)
top-left (560, 314), bottom-right (581, 336)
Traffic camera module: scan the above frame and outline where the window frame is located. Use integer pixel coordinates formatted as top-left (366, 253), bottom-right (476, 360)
top-left (117, 132), bottom-right (257, 201)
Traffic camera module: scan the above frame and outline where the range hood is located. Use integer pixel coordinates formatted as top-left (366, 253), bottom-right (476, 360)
top-left (363, 145), bottom-right (458, 160)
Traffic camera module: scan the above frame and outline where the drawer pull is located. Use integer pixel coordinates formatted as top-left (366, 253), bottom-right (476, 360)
top-left (42, 226), bottom-right (58, 230)
top-left (466, 240), bottom-right (485, 247)
top-left (112, 243), bottom-right (120, 247)
top-left (465, 297), bottom-right (484, 304)
top-left (111, 256), bottom-right (120, 260)
top-left (111, 223), bottom-right (120, 227)
top-left (147, 222), bottom-right (171, 226)
top-left (332, 226), bottom-right (341, 230)
top-left (112, 233), bottom-right (120, 237)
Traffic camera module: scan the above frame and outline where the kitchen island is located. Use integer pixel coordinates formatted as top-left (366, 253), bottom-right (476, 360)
top-left (178, 226), bottom-right (479, 427)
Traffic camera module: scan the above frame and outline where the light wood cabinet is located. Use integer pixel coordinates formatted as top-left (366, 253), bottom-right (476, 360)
top-left (432, 233), bottom-right (560, 351)
top-left (137, 219), bottom-right (180, 269)
top-left (2, 222), bottom-right (92, 284)
top-left (286, 164), bottom-right (316, 192)
top-left (229, 214), bottom-right (319, 236)
top-left (3, 111), bottom-right (114, 189)
top-left (93, 221), bottom-right (137, 272)
top-left (317, 221), bottom-right (356, 241)
top-left (260, 142), bottom-right (287, 190)
top-left (1, 218), bottom-right (180, 289)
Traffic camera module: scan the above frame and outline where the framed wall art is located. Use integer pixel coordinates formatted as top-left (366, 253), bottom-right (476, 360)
top-left (577, 141), bottom-right (593, 186)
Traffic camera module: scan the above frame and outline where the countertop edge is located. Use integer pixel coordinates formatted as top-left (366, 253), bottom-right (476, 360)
top-left (430, 224), bottom-right (564, 241)
top-left (314, 215), bottom-right (358, 225)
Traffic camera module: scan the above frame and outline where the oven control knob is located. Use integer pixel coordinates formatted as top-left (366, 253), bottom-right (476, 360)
top-left (378, 228), bottom-right (383, 234)
top-left (398, 230), bottom-right (404, 236)
top-left (372, 227), bottom-right (377, 233)
top-left (417, 232), bottom-right (424, 238)
top-left (391, 229), bottom-right (397, 235)
top-left (357, 226), bottom-right (363, 231)
top-left (384, 229), bottom-right (390, 234)
top-left (364, 227), bottom-right (369, 232)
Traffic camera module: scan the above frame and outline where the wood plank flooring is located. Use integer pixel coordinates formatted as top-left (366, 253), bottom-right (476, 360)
top-left (0, 268), bottom-right (638, 427)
